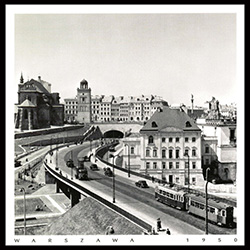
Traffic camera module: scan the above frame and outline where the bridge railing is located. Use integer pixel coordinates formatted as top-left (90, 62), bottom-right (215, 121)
top-left (44, 161), bottom-right (152, 232)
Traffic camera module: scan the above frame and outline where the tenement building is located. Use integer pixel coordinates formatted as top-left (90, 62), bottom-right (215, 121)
top-left (122, 106), bottom-right (204, 187)
top-left (15, 75), bottom-right (64, 130)
top-left (64, 79), bottom-right (169, 123)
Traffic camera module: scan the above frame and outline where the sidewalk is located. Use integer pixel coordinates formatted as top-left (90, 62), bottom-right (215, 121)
top-left (15, 185), bottom-right (70, 221)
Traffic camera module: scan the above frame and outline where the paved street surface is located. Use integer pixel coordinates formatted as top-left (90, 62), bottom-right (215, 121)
top-left (15, 141), bottom-right (236, 235)
top-left (45, 143), bottom-right (235, 235)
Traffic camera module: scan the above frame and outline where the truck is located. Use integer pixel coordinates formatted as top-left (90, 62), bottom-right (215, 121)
top-left (75, 157), bottom-right (88, 180)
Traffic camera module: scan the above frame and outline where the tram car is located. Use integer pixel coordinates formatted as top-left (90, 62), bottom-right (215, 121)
top-left (155, 184), bottom-right (187, 210)
top-left (187, 194), bottom-right (234, 227)
top-left (155, 185), bottom-right (234, 227)
top-left (75, 157), bottom-right (88, 180)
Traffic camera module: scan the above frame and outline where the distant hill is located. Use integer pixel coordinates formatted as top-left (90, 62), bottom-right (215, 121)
top-left (43, 197), bottom-right (143, 235)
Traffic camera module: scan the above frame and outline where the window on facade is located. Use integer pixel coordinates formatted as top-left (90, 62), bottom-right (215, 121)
top-left (162, 137), bottom-right (166, 143)
top-left (153, 162), bottom-right (157, 169)
top-left (185, 149), bottom-right (189, 156)
top-left (130, 147), bottom-right (135, 155)
top-left (146, 162), bottom-right (150, 169)
top-left (192, 177), bottom-right (196, 185)
top-left (176, 162), bottom-right (179, 169)
top-left (176, 149), bottom-right (180, 158)
top-left (146, 149), bottom-right (150, 157)
top-left (153, 149), bottom-right (157, 157)
top-left (192, 149), bottom-right (196, 157)
top-left (230, 128), bottom-right (236, 144)
top-left (176, 137), bottom-right (179, 143)
top-left (185, 137), bottom-right (189, 142)
top-left (169, 162), bottom-right (173, 169)
top-left (148, 135), bottom-right (154, 144)
top-left (169, 149), bottom-right (173, 159)
top-left (162, 162), bottom-right (166, 169)
top-left (186, 121), bottom-right (192, 127)
top-left (169, 137), bottom-right (173, 143)
top-left (192, 137), bottom-right (196, 142)
top-left (205, 145), bottom-right (210, 154)
top-left (176, 177), bottom-right (180, 184)
top-left (162, 149), bottom-right (166, 158)
top-left (192, 162), bottom-right (196, 169)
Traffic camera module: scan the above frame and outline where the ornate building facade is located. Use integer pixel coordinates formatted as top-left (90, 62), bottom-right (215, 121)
top-left (15, 75), bottom-right (64, 130)
top-left (64, 78), bottom-right (168, 124)
top-left (122, 106), bottom-right (204, 187)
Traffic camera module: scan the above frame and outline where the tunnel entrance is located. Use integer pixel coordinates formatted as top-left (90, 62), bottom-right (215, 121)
top-left (103, 130), bottom-right (124, 138)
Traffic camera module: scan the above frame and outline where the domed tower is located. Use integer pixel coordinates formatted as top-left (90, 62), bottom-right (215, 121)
top-left (77, 79), bottom-right (92, 124)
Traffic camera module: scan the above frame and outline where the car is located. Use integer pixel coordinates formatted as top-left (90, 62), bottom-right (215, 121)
top-left (90, 164), bottom-right (99, 171)
top-left (14, 159), bottom-right (22, 168)
top-left (104, 167), bottom-right (113, 177)
top-left (109, 146), bottom-right (116, 152)
top-left (135, 180), bottom-right (149, 188)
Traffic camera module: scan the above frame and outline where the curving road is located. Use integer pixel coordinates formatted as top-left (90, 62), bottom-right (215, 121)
top-left (51, 143), bottom-right (236, 235)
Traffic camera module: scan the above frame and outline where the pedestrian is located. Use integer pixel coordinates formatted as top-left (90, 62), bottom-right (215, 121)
top-left (106, 226), bottom-right (115, 235)
top-left (157, 218), bottom-right (162, 231)
top-left (166, 228), bottom-right (171, 235)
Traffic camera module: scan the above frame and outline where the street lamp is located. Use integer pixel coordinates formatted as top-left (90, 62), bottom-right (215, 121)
top-left (109, 154), bottom-right (116, 203)
top-left (19, 187), bottom-right (26, 235)
top-left (184, 152), bottom-right (190, 193)
top-left (124, 144), bottom-right (130, 177)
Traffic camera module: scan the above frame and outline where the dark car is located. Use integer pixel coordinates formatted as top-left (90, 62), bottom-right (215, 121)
top-left (135, 180), bottom-right (149, 188)
top-left (90, 164), bottom-right (99, 171)
top-left (15, 159), bottom-right (22, 168)
top-left (104, 167), bottom-right (113, 177)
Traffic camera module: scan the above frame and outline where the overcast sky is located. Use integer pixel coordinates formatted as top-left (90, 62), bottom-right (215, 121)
top-left (14, 12), bottom-right (237, 107)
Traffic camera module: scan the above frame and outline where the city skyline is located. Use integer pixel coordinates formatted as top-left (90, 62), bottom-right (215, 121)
top-left (13, 8), bottom-right (239, 107)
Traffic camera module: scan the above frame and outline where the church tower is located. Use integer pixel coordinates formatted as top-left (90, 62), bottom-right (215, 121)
top-left (77, 79), bottom-right (92, 124)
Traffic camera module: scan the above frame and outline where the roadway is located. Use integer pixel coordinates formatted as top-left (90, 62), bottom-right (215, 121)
top-left (47, 142), bottom-right (236, 235)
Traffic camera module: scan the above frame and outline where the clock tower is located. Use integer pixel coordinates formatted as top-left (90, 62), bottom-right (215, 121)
top-left (77, 79), bottom-right (92, 124)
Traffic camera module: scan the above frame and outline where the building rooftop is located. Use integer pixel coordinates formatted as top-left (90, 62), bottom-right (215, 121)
top-left (140, 106), bottom-right (201, 133)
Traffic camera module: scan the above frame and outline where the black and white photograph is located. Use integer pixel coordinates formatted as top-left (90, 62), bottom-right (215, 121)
top-left (6, 4), bottom-right (244, 246)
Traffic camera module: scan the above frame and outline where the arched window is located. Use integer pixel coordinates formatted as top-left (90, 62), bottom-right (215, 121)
top-left (148, 135), bottom-right (154, 144)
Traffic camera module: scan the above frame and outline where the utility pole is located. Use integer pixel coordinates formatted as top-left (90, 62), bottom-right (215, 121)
top-left (20, 187), bottom-right (26, 235)
top-left (205, 167), bottom-right (210, 234)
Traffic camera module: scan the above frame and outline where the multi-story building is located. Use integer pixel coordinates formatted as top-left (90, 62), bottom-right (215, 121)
top-left (64, 79), bottom-right (168, 123)
top-left (64, 97), bottom-right (78, 123)
top-left (91, 95), bottom-right (103, 122)
top-left (122, 106), bottom-right (204, 187)
top-left (99, 95), bottom-right (113, 122)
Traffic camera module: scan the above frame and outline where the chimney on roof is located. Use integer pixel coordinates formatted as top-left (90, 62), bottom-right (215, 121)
top-left (38, 76), bottom-right (41, 81)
